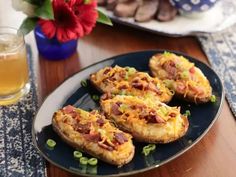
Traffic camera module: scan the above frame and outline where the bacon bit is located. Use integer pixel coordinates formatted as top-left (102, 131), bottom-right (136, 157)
top-left (62, 105), bottom-right (78, 118)
top-left (169, 112), bottom-right (176, 117)
top-left (132, 78), bottom-right (139, 83)
top-left (189, 66), bottom-right (195, 74)
top-left (148, 83), bottom-right (162, 95)
top-left (111, 103), bottom-right (122, 115)
top-left (103, 67), bottom-right (112, 75)
top-left (130, 105), bottom-right (136, 110)
top-left (119, 70), bottom-right (126, 78)
top-left (75, 123), bottom-right (91, 134)
top-left (176, 82), bottom-right (186, 92)
top-left (84, 133), bottom-right (101, 142)
top-left (132, 82), bottom-right (144, 90)
top-left (114, 132), bottom-right (128, 144)
top-left (141, 77), bottom-right (149, 82)
top-left (155, 115), bottom-right (165, 123)
top-left (107, 76), bottom-right (116, 81)
top-left (101, 93), bottom-right (112, 100)
top-left (188, 84), bottom-right (204, 95)
top-left (98, 141), bottom-right (114, 151)
top-left (118, 85), bottom-right (128, 89)
top-left (63, 105), bottom-right (75, 114)
top-left (96, 118), bottom-right (105, 126)
top-left (163, 61), bottom-right (177, 78)
top-left (75, 115), bottom-right (80, 121)
top-left (69, 112), bottom-right (77, 118)
top-left (105, 139), bottom-right (116, 147)
top-left (125, 113), bottom-right (130, 117)
top-left (130, 104), bottom-right (145, 111)
top-left (143, 110), bottom-right (165, 123)
top-left (63, 117), bottom-right (68, 123)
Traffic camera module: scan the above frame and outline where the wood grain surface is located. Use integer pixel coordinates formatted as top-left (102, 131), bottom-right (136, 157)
top-left (1, 2), bottom-right (235, 176)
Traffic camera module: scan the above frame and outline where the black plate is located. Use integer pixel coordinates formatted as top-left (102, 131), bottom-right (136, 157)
top-left (32, 50), bottom-right (224, 177)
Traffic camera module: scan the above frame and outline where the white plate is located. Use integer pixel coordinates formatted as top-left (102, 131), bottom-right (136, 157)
top-left (99, 0), bottom-right (236, 36)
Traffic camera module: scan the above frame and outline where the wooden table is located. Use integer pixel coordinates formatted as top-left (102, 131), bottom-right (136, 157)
top-left (1, 3), bottom-right (235, 175)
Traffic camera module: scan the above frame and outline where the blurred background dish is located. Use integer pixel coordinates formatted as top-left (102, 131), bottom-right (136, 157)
top-left (170, 0), bottom-right (219, 14)
top-left (98, 0), bottom-right (236, 36)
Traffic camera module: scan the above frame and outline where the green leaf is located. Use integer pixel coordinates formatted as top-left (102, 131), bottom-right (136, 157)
top-left (35, 0), bottom-right (54, 19)
top-left (97, 9), bottom-right (112, 26)
top-left (19, 17), bottom-right (38, 35)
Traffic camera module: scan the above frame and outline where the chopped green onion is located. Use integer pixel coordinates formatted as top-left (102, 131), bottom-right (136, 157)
top-left (188, 140), bottom-right (193, 144)
top-left (124, 67), bottom-right (136, 80)
top-left (184, 110), bottom-right (191, 117)
top-left (181, 70), bottom-right (189, 79)
top-left (160, 106), bottom-right (168, 116)
top-left (124, 73), bottom-right (129, 80)
top-left (210, 95), bottom-right (216, 103)
top-left (170, 89), bottom-right (175, 96)
top-left (92, 95), bottom-right (100, 101)
top-left (176, 63), bottom-right (182, 70)
top-left (46, 139), bottom-right (56, 149)
top-left (163, 51), bottom-right (171, 57)
top-left (147, 144), bottom-right (156, 151)
top-left (80, 157), bottom-right (88, 165)
top-left (119, 104), bottom-right (128, 112)
top-left (81, 80), bottom-right (87, 87)
top-left (142, 144), bottom-right (156, 156)
top-left (119, 90), bottom-right (126, 95)
top-left (128, 67), bottom-right (136, 76)
top-left (98, 129), bottom-right (106, 138)
top-left (163, 79), bottom-right (173, 88)
top-left (87, 165), bottom-right (97, 174)
top-left (142, 147), bottom-right (150, 156)
top-left (88, 158), bottom-right (98, 166)
top-left (78, 164), bottom-right (87, 173)
top-left (73, 151), bottom-right (82, 159)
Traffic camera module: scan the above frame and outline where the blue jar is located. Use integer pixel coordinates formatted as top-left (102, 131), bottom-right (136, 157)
top-left (170, 0), bottom-right (219, 13)
top-left (34, 26), bottom-right (78, 60)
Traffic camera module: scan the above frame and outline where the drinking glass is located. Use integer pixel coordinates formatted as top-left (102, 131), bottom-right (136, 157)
top-left (0, 27), bottom-right (30, 105)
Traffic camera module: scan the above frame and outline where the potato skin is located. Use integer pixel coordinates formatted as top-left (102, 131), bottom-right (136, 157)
top-left (149, 53), bottom-right (212, 104)
top-left (52, 107), bottom-right (135, 166)
top-left (100, 95), bottom-right (189, 144)
top-left (90, 65), bottom-right (173, 103)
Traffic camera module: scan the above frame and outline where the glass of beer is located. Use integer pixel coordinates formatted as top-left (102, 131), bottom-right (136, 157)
top-left (0, 27), bottom-right (30, 105)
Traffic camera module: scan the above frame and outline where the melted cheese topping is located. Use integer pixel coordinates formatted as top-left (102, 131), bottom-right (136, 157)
top-left (150, 53), bottom-right (212, 102)
top-left (101, 95), bottom-right (187, 143)
top-left (54, 107), bottom-right (132, 151)
top-left (90, 65), bottom-right (173, 103)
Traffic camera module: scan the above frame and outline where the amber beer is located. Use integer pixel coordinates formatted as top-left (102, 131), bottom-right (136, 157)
top-left (0, 28), bottom-right (30, 105)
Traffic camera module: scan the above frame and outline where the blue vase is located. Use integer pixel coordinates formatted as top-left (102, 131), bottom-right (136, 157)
top-left (34, 26), bottom-right (78, 60)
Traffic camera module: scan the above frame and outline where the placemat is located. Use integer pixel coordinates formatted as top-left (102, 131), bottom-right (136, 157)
top-left (198, 24), bottom-right (236, 117)
top-left (0, 46), bottom-right (47, 177)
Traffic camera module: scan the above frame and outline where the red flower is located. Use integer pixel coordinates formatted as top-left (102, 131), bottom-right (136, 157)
top-left (69, 0), bottom-right (98, 35)
top-left (39, 0), bottom-right (98, 43)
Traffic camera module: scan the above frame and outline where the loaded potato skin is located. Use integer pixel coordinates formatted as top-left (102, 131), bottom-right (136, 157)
top-left (149, 52), bottom-right (212, 104)
top-left (100, 95), bottom-right (189, 144)
top-left (90, 65), bottom-right (173, 103)
top-left (52, 105), bottom-right (135, 166)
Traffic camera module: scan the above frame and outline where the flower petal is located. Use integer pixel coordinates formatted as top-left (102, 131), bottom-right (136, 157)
top-left (38, 20), bottom-right (56, 39)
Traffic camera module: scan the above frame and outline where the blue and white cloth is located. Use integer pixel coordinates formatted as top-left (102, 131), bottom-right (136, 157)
top-left (0, 46), bottom-right (46, 177)
top-left (198, 24), bottom-right (236, 117)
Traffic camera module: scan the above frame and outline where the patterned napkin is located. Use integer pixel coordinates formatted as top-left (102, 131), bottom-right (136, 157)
top-left (198, 24), bottom-right (236, 117)
top-left (0, 46), bottom-right (46, 177)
